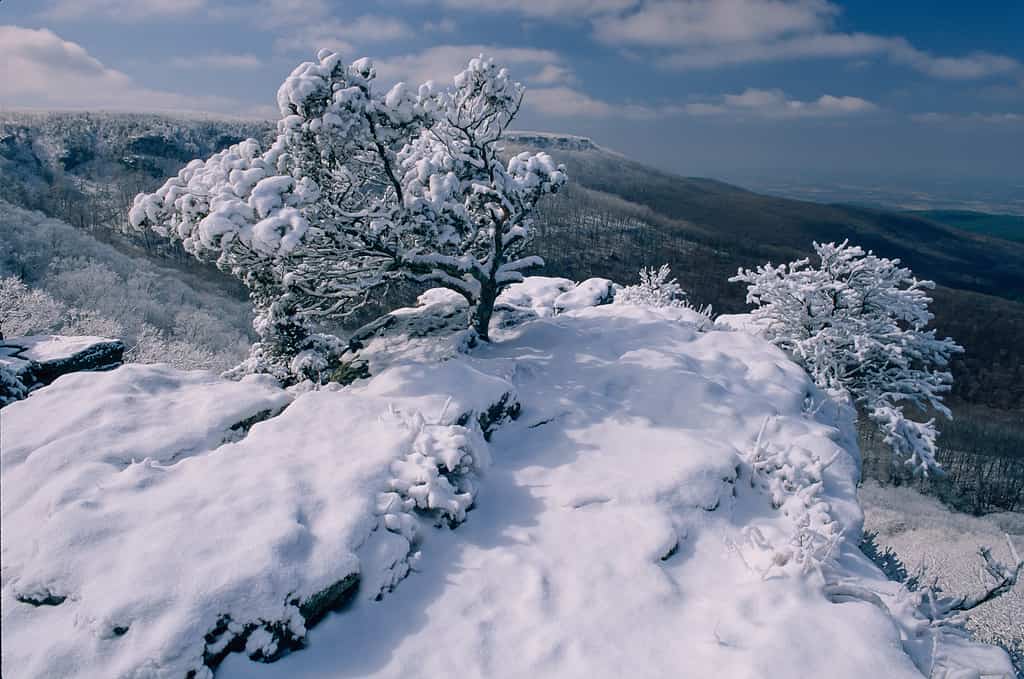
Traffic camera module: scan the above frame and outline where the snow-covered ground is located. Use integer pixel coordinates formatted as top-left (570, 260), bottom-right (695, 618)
top-left (1, 280), bottom-right (1016, 678)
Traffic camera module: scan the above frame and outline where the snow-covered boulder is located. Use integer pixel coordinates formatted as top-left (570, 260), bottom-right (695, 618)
top-left (1, 289), bottom-right (1015, 679)
top-left (1, 358), bottom-right (517, 678)
top-left (553, 277), bottom-right (615, 313)
top-left (345, 287), bottom-right (474, 377)
top-left (495, 276), bottom-right (615, 324)
top-left (0, 335), bottom-right (126, 406)
top-left (496, 276), bottom-right (575, 318)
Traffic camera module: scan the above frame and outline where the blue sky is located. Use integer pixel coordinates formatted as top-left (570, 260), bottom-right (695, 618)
top-left (2, 0), bottom-right (1022, 184)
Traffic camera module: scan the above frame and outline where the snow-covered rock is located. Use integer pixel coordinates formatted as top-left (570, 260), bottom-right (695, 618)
top-left (1, 357), bottom-right (515, 678)
top-left (496, 276), bottom-right (575, 318)
top-left (1, 289), bottom-right (1015, 678)
top-left (495, 275), bottom-right (615, 322)
top-left (553, 277), bottom-right (615, 313)
top-left (0, 335), bottom-right (125, 406)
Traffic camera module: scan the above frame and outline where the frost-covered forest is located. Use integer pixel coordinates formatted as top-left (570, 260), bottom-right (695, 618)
top-left (0, 203), bottom-right (252, 370)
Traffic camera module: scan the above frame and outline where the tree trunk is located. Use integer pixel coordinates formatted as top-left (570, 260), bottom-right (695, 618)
top-left (474, 278), bottom-right (498, 342)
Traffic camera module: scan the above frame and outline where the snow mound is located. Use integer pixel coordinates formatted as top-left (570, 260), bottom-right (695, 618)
top-left (2, 361), bottom-right (516, 678)
top-left (2, 288), bottom-right (1015, 678)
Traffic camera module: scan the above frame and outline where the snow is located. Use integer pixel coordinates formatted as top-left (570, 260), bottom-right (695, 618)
top-left (2, 283), bottom-right (1015, 678)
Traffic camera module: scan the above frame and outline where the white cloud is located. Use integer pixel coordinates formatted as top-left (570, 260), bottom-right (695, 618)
top-left (686, 88), bottom-right (877, 118)
top-left (434, 0), bottom-right (637, 19)
top-left (373, 45), bottom-right (565, 87)
top-left (424, 0), bottom-right (1019, 82)
top-left (272, 14), bottom-right (414, 54)
top-left (659, 32), bottom-right (891, 68)
top-left (41, 0), bottom-right (206, 21)
top-left (368, 46), bottom-right (672, 120)
top-left (594, 0), bottom-right (837, 47)
top-left (912, 111), bottom-right (1023, 125)
top-left (888, 47), bottom-right (1019, 80)
top-left (0, 25), bottom-right (259, 115)
top-left (658, 31), bottom-right (1020, 80)
top-left (170, 53), bottom-right (262, 70)
top-left (526, 86), bottom-right (675, 119)
top-left (530, 64), bottom-right (577, 85)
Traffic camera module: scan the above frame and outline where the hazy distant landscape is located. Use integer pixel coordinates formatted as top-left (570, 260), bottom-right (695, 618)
top-left (726, 173), bottom-right (1024, 219)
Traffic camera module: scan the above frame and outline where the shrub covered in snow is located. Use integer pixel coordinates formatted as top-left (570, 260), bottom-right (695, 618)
top-left (615, 264), bottom-right (685, 308)
top-left (130, 52), bottom-right (566, 383)
top-left (731, 241), bottom-right (963, 475)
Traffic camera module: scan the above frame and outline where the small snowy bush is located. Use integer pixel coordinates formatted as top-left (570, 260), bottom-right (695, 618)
top-left (615, 264), bottom-right (686, 308)
top-left (731, 241), bottom-right (963, 475)
top-left (131, 52), bottom-right (566, 384)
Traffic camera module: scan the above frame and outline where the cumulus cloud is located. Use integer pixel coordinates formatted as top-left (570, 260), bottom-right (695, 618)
top-left (659, 32), bottom-right (890, 68)
top-left (686, 88), bottom-right (877, 118)
top-left (530, 64), bottom-right (577, 85)
top-left (0, 25), bottom-right (257, 115)
top-left (169, 53), bottom-right (262, 70)
top-left (658, 31), bottom-right (1018, 80)
top-left (273, 14), bottom-right (414, 54)
top-left (525, 86), bottom-right (680, 119)
top-left (889, 48), bottom-right (1020, 80)
top-left (435, 0), bottom-right (638, 19)
top-left (911, 111), bottom-right (1023, 125)
top-left (424, 0), bottom-right (1019, 82)
top-left (41, 0), bottom-right (206, 21)
top-left (594, 0), bottom-right (837, 47)
top-left (372, 45), bottom-right (565, 87)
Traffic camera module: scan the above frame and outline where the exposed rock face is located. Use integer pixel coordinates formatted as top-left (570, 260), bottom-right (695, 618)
top-left (0, 336), bottom-right (125, 407)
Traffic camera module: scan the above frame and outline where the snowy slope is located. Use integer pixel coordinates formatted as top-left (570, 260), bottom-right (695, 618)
top-left (1, 280), bottom-right (1015, 678)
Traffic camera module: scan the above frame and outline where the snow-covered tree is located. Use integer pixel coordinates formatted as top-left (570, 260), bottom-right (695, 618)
top-left (130, 52), bottom-right (565, 383)
top-left (615, 264), bottom-right (686, 308)
top-left (0, 277), bottom-right (65, 340)
top-left (731, 241), bottom-right (963, 475)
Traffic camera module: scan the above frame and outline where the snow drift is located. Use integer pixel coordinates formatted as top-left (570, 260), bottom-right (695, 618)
top-left (1, 279), bottom-right (1015, 678)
